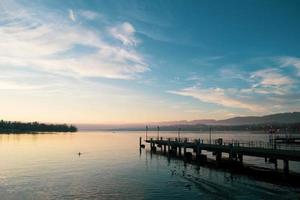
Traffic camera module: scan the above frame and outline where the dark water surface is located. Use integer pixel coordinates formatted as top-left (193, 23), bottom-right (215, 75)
top-left (0, 131), bottom-right (300, 200)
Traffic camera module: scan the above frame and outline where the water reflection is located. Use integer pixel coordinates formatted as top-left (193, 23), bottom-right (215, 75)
top-left (144, 148), bottom-right (300, 199)
top-left (0, 131), bottom-right (299, 199)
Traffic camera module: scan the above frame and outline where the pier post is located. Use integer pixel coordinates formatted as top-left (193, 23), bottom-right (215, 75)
top-left (139, 137), bottom-right (142, 147)
top-left (196, 139), bottom-right (203, 162)
top-left (238, 154), bottom-right (243, 164)
top-left (216, 152), bottom-right (222, 162)
top-left (179, 146), bottom-right (182, 156)
top-left (283, 159), bottom-right (289, 174)
top-left (168, 138), bottom-right (170, 153)
top-left (184, 138), bottom-right (187, 155)
top-left (196, 139), bottom-right (201, 155)
top-left (174, 146), bottom-right (178, 156)
top-left (163, 144), bottom-right (166, 154)
top-left (150, 138), bottom-right (156, 152)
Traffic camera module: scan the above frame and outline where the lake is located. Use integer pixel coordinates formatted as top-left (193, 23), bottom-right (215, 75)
top-left (0, 131), bottom-right (300, 200)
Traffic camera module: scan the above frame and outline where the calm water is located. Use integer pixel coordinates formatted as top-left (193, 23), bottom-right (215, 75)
top-left (0, 131), bottom-right (300, 200)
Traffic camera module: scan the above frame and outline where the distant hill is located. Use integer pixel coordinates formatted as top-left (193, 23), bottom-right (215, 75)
top-left (77, 112), bottom-right (300, 131)
top-left (158, 112), bottom-right (300, 126)
top-left (215, 112), bottom-right (300, 125)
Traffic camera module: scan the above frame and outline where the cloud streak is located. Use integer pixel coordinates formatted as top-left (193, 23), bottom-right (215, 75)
top-left (78, 10), bottom-right (99, 20)
top-left (0, 1), bottom-right (148, 83)
top-left (278, 56), bottom-right (300, 76)
top-left (250, 68), bottom-right (293, 86)
top-left (69, 9), bottom-right (76, 22)
top-left (169, 87), bottom-right (264, 112)
top-left (248, 68), bottom-right (294, 95)
top-left (109, 22), bottom-right (138, 46)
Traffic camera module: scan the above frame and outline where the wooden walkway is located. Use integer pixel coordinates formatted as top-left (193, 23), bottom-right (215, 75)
top-left (141, 137), bottom-right (300, 174)
top-left (273, 136), bottom-right (300, 144)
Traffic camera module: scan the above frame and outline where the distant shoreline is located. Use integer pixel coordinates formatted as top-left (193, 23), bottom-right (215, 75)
top-left (76, 112), bottom-right (300, 132)
top-left (82, 123), bottom-right (300, 133)
top-left (0, 120), bottom-right (77, 133)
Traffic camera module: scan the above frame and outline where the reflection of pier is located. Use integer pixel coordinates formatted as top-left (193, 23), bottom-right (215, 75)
top-left (141, 137), bottom-right (300, 174)
top-left (272, 136), bottom-right (300, 144)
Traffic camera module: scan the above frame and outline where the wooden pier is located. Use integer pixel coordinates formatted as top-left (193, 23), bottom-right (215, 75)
top-left (141, 137), bottom-right (300, 174)
top-left (273, 136), bottom-right (300, 144)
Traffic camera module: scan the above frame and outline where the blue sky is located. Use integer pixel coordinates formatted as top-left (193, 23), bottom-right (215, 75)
top-left (0, 0), bottom-right (300, 123)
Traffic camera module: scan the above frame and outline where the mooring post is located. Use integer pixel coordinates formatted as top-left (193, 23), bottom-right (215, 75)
top-left (216, 152), bottom-right (222, 162)
top-left (139, 137), bottom-right (142, 148)
top-left (179, 146), bottom-right (182, 156)
top-left (209, 126), bottom-right (212, 144)
top-left (238, 154), bottom-right (243, 164)
top-left (197, 139), bottom-right (201, 155)
top-left (150, 138), bottom-right (153, 150)
top-left (229, 143), bottom-right (234, 162)
top-left (168, 138), bottom-right (170, 153)
top-left (184, 138), bottom-right (187, 155)
top-left (284, 159), bottom-right (289, 174)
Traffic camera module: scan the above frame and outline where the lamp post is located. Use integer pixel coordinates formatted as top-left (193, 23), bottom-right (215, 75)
top-left (178, 127), bottom-right (181, 141)
top-left (146, 126), bottom-right (148, 140)
top-left (157, 126), bottom-right (160, 140)
top-left (209, 126), bottom-right (212, 144)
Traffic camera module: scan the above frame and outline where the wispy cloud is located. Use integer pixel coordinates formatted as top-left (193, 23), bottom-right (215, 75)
top-left (174, 56), bottom-right (300, 115)
top-left (219, 67), bottom-right (249, 81)
top-left (250, 68), bottom-right (293, 86)
top-left (78, 10), bottom-right (99, 20)
top-left (278, 56), bottom-right (300, 76)
top-left (109, 22), bottom-right (138, 46)
top-left (168, 87), bottom-right (264, 112)
top-left (248, 68), bottom-right (294, 95)
top-left (0, 80), bottom-right (44, 90)
top-left (0, 1), bottom-right (148, 84)
top-left (69, 9), bottom-right (76, 22)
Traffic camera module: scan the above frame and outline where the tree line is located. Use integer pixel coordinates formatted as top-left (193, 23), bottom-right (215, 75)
top-left (0, 120), bottom-right (77, 133)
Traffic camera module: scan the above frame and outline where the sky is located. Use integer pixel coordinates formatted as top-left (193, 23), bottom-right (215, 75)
top-left (0, 0), bottom-right (300, 124)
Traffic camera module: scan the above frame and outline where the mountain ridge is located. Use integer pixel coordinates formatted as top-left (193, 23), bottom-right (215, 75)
top-left (77, 112), bottom-right (300, 130)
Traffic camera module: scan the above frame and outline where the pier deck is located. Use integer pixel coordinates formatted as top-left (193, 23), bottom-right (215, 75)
top-left (273, 136), bottom-right (300, 144)
top-left (142, 137), bottom-right (300, 174)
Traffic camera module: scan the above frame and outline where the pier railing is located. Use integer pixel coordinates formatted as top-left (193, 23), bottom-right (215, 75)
top-left (146, 137), bottom-right (300, 151)
top-left (143, 136), bottom-right (300, 174)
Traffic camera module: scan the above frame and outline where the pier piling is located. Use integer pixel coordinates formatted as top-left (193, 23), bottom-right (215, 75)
top-left (284, 159), bottom-right (289, 174)
top-left (143, 137), bottom-right (300, 176)
top-left (216, 152), bottom-right (222, 162)
top-left (238, 154), bottom-right (243, 163)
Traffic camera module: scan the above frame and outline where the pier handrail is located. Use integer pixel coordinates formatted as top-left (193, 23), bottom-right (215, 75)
top-left (146, 137), bottom-right (300, 151)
